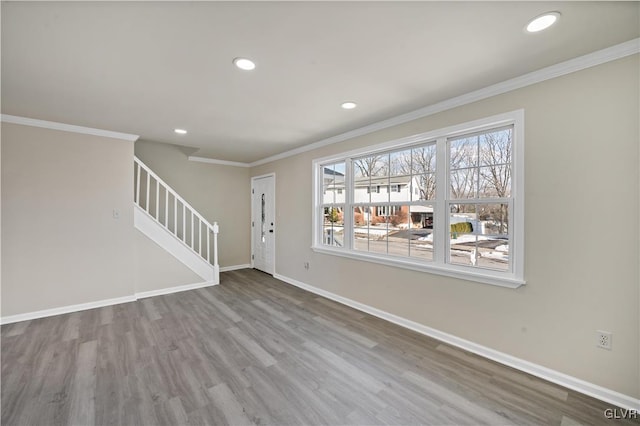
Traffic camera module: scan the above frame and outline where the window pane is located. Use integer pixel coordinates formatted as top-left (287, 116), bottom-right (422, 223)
top-left (333, 163), bottom-right (346, 203)
top-left (477, 203), bottom-right (509, 271)
top-left (411, 144), bottom-right (437, 175)
top-left (353, 207), bottom-right (369, 252)
top-left (479, 128), bottom-right (512, 167)
top-left (322, 206), bottom-right (344, 247)
top-left (450, 203), bottom-right (478, 225)
top-left (386, 205), bottom-right (410, 257)
top-left (390, 175), bottom-right (412, 202)
top-left (477, 245), bottom-right (509, 271)
top-left (450, 168), bottom-right (477, 199)
top-left (390, 149), bottom-right (413, 176)
top-left (448, 203), bottom-right (510, 271)
top-left (334, 162), bottom-right (346, 176)
top-left (369, 179), bottom-right (389, 203)
top-left (478, 203), bottom-right (509, 236)
top-left (322, 191), bottom-right (334, 204)
top-left (354, 154), bottom-right (388, 178)
top-left (409, 235), bottom-right (433, 260)
top-left (353, 155), bottom-right (390, 204)
top-left (450, 137), bottom-right (478, 169)
top-left (409, 205), bottom-right (434, 261)
top-left (354, 205), bottom-right (413, 256)
top-left (479, 165), bottom-right (511, 198)
top-left (409, 205), bottom-right (434, 229)
top-left (449, 204), bottom-right (477, 266)
top-left (321, 165), bottom-right (335, 204)
top-left (450, 210), bottom-right (477, 240)
top-left (366, 153), bottom-right (390, 204)
top-left (450, 239), bottom-right (476, 266)
top-left (353, 177), bottom-right (370, 203)
top-left (413, 173), bottom-right (436, 201)
top-left (409, 228), bottom-right (434, 260)
top-left (369, 207), bottom-right (388, 255)
top-left (322, 163), bottom-right (345, 204)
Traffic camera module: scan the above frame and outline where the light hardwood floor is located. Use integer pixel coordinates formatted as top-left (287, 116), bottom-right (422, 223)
top-left (2, 269), bottom-right (638, 425)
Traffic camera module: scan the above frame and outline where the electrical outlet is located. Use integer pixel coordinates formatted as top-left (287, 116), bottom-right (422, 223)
top-left (304, 262), bottom-right (310, 270)
top-left (596, 330), bottom-right (612, 350)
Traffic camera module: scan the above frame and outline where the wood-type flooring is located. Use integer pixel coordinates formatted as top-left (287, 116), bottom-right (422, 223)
top-left (2, 269), bottom-right (638, 425)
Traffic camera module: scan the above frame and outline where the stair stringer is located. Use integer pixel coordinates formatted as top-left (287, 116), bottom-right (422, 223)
top-left (134, 205), bottom-right (217, 283)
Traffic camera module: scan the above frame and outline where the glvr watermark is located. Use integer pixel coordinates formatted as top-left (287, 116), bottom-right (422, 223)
top-left (604, 408), bottom-right (638, 420)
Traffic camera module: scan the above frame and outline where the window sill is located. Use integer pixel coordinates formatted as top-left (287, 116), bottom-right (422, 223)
top-left (311, 245), bottom-right (526, 289)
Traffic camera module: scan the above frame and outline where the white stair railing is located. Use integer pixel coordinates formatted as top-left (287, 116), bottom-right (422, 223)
top-left (134, 157), bottom-right (219, 274)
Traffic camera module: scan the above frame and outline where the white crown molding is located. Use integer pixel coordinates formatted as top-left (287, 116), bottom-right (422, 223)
top-left (1, 114), bottom-right (139, 142)
top-left (249, 37), bottom-right (640, 168)
top-left (188, 156), bottom-right (251, 168)
top-left (4, 38), bottom-right (636, 166)
top-left (274, 272), bottom-right (640, 412)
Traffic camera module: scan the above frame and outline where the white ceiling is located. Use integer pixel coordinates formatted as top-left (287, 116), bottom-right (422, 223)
top-left (2, 2), bottom-right (638, 163)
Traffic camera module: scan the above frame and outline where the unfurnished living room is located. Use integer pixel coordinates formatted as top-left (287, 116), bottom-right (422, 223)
top-left (1, 1), bottom-right (639, 425)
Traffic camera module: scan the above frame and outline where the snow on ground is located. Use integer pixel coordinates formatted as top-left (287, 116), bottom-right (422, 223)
top-left (353, 227), bottom-right (393, 236)
top-left (483, 251), bottom-right (509, 260)
top-left (352, 227), bottom-right (508, 262)
top-left (413, 244), bottom-right (433, 249)
top-left (418, 233), bottom-right (507, 246)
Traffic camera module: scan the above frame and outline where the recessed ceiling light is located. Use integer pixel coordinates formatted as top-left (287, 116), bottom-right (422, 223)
top-left (341, 101), bottom-right (357, 110)
top-left (526, 12), bottom-right (560, 33)
top-left (233, 57), bottom-right (256, 71)
top-left (174, 128), bottom-right (187, 135)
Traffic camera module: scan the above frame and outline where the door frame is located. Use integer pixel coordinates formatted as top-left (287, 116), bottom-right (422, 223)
top-left (250, 173), bottom-right (276, 274)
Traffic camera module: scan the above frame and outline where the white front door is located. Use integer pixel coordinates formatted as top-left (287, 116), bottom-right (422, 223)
top-left (251, 175), bottom-right (275, 274)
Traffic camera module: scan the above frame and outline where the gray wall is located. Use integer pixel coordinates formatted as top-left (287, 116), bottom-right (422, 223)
top-left (1, 124), bottom-right (244, 317)
top-left (1, 54), bottom-right (637, 401)
top-left (1, 123), bottom-right (135, 315)
top-left (133, 229), bottom-right (201, 292)
top-left (135, 140), bottom-right (251, 269)
top-left (250, 55), bottom-right (640, 398)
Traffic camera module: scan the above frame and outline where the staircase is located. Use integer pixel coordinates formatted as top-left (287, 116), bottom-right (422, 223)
top-left (134, 157), bottom-right (220, 284)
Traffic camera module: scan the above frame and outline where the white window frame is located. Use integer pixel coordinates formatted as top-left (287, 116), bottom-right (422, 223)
top-left (312, 110), bottom-right (525, 288)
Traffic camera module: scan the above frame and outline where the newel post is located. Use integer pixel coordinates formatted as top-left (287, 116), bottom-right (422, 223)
top-left (212, 222), bottom-right (220, 284)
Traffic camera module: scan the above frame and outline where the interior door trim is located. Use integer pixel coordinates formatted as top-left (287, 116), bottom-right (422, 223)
top-left (250, 173), bottom-right (276, 274)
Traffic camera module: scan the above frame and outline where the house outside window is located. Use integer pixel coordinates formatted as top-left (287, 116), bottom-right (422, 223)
top-left (377, 205), bottom-right (400, 217)
top-left (312, 110), bottom-right (524, 287)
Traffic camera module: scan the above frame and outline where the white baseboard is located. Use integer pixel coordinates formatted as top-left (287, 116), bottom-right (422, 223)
top-left (0, 294), bottom-right (137, 325)
top-left (220, 264), bottom-right (251, 272)
top-left (135, 280), bottom-right (216, 299)
top-left (0, 280), bottom-right (219, 325)
top-left (274, 273), bottom-right (640, 411)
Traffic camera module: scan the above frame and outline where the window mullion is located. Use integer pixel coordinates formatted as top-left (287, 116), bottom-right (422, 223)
top-left (345, 159), bottom-right (353, 250)
top-left (315, 164), bottom-right (322, 247)
top-left (508, 198), bottom-right (514, 273)
top-left (434, 136), bottom-right (447, 265)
